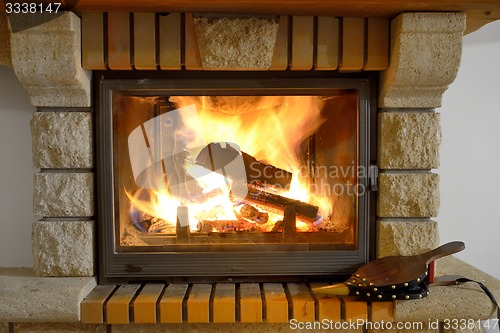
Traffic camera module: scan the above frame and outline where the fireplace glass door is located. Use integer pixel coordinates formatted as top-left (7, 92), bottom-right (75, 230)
top-left (97, 74), bottom-right (374, 283)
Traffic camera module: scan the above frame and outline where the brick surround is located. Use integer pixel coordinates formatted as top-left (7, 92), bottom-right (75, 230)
top-left (1, 9), bottom-right (499, 332)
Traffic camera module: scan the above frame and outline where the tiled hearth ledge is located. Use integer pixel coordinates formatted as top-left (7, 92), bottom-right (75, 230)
top-left (1, 257), bottom-right (499, 331)
top-left (1, 9), bottom-right (500, 333)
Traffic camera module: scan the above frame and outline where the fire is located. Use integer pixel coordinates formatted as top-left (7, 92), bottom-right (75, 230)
top-left (126, 96), bottom-right (334, 233)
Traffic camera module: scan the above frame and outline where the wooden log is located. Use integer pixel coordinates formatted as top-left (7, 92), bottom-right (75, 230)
top-left (196, 142), bottom-right (292, 190)
top-left (283, 205), bottom-right (296, 242)
top-left (241, 151), bottom-right (292, 190)
top-left (232, 184), bottom-right (318, 222)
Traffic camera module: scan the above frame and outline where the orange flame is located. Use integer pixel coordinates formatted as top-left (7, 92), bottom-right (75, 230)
top-left (127, 96), bottom-right (333, 232)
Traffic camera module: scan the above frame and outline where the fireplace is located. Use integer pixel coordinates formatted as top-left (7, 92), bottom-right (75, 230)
top-left (97, 72), bottom-right (377, 283)
top-left (4, 8), bottom-right (499, 329)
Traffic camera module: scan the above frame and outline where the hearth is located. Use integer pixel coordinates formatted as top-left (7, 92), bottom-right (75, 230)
top-left (96, 72), bottom-right (377, 283)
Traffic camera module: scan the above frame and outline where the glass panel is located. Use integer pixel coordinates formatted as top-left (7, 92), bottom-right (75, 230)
top-left (112, 91), bottom-right (359, 248)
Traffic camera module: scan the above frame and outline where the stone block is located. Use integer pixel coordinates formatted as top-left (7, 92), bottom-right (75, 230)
top-left (0, 268), bottom-right (96, 322)
top-left (33, 173), bottom-right (94, 217)
top-left (0, 12), bottom-right (11, 67)
top-left (9, 12), bottom-right (91, 107)
top-left (194, 16), bottom-right (279, 69)
top-left (379, 112), bottom-right (441, 169)
top-left (379, 12), bottom-right (465, 108)
top-left (32, 220), bottom-right (95, 277)
top-left (377, 220), bottom-right (439, 258)
top-left (31, 112), bottom-right (93, 168)
top-left (378, 172), bottom-right (439, 218)
top-left (14, 323), bottom-right (106, 333)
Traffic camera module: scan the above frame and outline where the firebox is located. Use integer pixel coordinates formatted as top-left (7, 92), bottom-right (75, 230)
top-left (97, 72), bottom-right (377, 284)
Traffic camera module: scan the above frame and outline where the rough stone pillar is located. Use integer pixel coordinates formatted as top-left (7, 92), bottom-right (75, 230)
top-left (9, 12), bottom-right (91, 107)
top-left (8, 12), bottom-right (95, 277)
top-left (377, 12), bottom-right (465, 258)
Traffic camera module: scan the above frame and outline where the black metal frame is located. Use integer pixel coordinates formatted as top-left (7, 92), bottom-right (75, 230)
top-left (95, 71), bottom-right (378, 284)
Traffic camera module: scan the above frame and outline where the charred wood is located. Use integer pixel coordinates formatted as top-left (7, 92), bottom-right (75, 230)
top-left (231, 183), bottom-right (319, 222)
top-left (195, 142), bottom-right (292, 190)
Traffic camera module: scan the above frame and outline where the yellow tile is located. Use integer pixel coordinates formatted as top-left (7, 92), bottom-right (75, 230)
top-left (186, 284), bottom-right (212, 323)
top-left (81, 12), bottom-right (106, 70)
top-left (263, 283), bottom-right (288, 323)
top-left (270, 16), bottom-right (289, 70)
top-left (184, 13), bottom-right (203, 70)
top-left (371, 301), bottom-right (394, 322)
top-left (311, 282), bottom-right (341, 321)
top-left (133, 13), bottom-right (157, 70)
top-left (291, 16), bottom-right (314, 70)
top-left (158, 13), bottom-right (182, 70)
top-left (80, 285), bottom-right (115, 324)
top-left (288, 283), bottom-right (315, 322)
top-left (240, 283), bottom-right (262, 323)
top-left (159, 284), bottom-right (188, 323)
top-left (107, 12), bottom-right (132, 70)
top-left (343, 296), bottom-right (368, 321)
top-left (213, 284), bottom-right (235, 323)
top-left (133, 284), bottom-right (164, 323)
top-left (364, 18), bottom-right (389, 70)
top-left (339, 17), bottom-right (365, 71)
top-left (316, 17), bottom-right (339, 70)
top-left (106, 285), bottom-right (141, 324)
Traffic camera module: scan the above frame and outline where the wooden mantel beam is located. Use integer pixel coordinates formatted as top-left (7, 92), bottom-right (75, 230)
top-left (35, 0), bottom-right (500, 18)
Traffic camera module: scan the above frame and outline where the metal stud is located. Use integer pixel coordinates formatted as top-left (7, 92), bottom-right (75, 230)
top-left (404, 282), bottom-right (409, 287)
top-left (356, 291), bottom-right (360, 295)
top-left (366, 293), bottom-right (371, 297)
top-left (373, 288), bottom-right (378, 292)
top-left (391, 285), bottom-right (396, 289)
top-left (362, 278), bottom-right (366, 282)
top-left (392, 295), bottom-right (397, 299)
top-left (417, 278), bottom-right (421, 282)
top-left (358, 284), bottom-right (363, 287)
top-left (405, 295), bottom-right (410, 300)
top-left (369, 282), bottom-right (374, 286)
top-left (378, 295), bottom-right (382, 299)
top-left (419, 295), bottom-right (423, 299)
top-left (347, 282), bottom-right (351, 285)
top-left (356, 274), bottom-right (360, 277)
top-left (427, 292), bottom-right (430, 295)
top-left (425, 271), bottom-right (428, 276)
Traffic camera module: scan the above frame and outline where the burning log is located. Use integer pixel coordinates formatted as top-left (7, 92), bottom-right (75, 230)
top-left (232, 184), bottom-right (319, 222)
top-left (195, 142), bottom-right (292, 190)
top-left (238, 204), bottom-right (269, 224)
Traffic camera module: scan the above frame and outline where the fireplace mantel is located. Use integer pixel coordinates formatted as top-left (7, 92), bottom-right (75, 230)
top-left (32, 0), bottom-right (500, 34)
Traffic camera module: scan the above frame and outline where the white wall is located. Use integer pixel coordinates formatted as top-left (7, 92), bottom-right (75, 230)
top-left (440, 20), bottom-right (500, 280)
top-left (0, 22), bottom-right (499, 280)
top-left (0, 65), bottom-right (35, 267)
